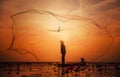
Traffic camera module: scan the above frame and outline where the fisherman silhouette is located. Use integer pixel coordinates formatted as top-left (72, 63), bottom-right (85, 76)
top-left (60, 40), bottom-right (66, 64)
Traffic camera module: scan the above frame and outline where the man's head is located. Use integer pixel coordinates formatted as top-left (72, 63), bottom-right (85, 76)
top-left (60, 40), bottom-right (64, 44)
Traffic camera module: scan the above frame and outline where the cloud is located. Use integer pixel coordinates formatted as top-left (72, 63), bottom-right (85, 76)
top-left (114, 28), bottom-right (120, 37)
top-left (91, 0), bottom-right (118, 9)
top-left (0, 0), bottom-right (80, 13)
top-left (0, 0), bottom-right (120, 62)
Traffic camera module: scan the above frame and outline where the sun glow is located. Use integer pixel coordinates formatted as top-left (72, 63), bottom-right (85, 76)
top-left (11, 10), bottom-right (105, 62)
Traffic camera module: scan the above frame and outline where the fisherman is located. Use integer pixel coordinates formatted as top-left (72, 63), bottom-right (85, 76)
top-left (60, 40), bottom-right (66, 64)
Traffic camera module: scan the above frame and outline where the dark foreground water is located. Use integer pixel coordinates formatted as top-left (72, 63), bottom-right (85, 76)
top-left (0, 62), bottom-right (120, 77)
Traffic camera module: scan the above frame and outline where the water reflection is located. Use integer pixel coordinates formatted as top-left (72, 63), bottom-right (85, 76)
top-left (0, 62), bottom-right (120, 77)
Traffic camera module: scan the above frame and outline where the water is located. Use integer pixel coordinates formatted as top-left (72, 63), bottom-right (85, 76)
top-left (0, 62), bottom-right (120, 77)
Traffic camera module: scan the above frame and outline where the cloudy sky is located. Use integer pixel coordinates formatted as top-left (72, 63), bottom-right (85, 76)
top-left (0, 0), bottom-right (120, 62)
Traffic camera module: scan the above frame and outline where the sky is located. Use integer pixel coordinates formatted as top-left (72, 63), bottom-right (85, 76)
top-left (0, 0), bottom-right (120, 62)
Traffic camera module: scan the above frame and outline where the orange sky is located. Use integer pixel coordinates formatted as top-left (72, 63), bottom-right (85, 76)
top-left (0, 0), bottom-right (120, 62)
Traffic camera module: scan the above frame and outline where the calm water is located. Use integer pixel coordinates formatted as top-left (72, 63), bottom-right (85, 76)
top-left (0, 62), bottom-right (119, 77)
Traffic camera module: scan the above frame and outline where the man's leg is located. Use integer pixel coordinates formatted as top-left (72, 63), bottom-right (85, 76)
top-left (62, 53), bottom-right (65, 64)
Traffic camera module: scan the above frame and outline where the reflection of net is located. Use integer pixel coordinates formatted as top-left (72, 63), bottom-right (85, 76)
top-left (8, 9), bottom-right (114, 62)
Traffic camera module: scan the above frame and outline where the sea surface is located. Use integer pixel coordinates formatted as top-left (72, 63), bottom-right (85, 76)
top-left (0, 62), bottom-right (119, 77)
